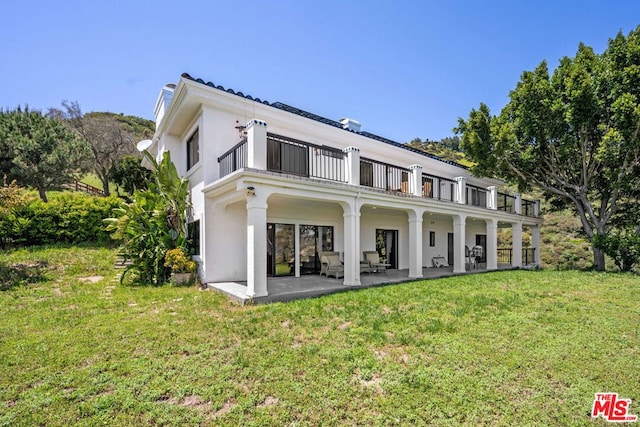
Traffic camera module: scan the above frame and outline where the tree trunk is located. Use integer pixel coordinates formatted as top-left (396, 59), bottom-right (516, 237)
top-left (592, 246), bottom-right (606, 271)
top-left (102, 174), bottom-right (111, 197)
top-left (37, 186), bottom-right (48, 202)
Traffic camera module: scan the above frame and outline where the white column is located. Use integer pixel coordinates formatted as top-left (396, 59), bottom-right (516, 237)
top-left (455, 176), bottom-right (467, 204)
top-left (343, 203), bottom-right (361, 286)
top-left (511, 221), bottom-right (523, 268)
top-left (453, 215), bottom-right (466, 273)
top-left (408, 209), bottom-right (424, 278)
top-left (514, 193), bottom-right (522, 215)
top-left (534, 200), bottom-right (540, 217)
top-left (487, 186), bottom-right (498, 210)
top-left (344, 146), bottom-right (360, 186)
top-left (532, 225), bottom-right (541, 267)
top-left (246, 119), bottom-right (268, 170)
top-left (246, 195), bottom-right (268, 297)
top-left (409, 165), bottom-right (423, 197)
top-left (486, 218), bottom-right (498, 270)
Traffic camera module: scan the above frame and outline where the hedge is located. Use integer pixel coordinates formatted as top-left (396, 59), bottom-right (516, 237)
top-left (1, 191), bottom-right (123, 246)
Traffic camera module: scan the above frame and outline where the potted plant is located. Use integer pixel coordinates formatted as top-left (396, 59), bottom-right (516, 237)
top-left (164, 248), bottom-right (196, 285)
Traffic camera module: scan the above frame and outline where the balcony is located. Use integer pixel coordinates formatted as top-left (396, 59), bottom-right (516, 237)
top-left (217, 130), bottom-right (538, 218)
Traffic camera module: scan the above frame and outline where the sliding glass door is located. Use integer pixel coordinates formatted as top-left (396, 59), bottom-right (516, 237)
top-left (268, 224), bottom-right (333, 276)
top-left (299, 225), bottom-right (333, 275)
top-left (267, 223), bottom-right (295, 276)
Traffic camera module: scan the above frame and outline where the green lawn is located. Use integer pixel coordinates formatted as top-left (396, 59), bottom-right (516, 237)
top-left (1, 245), bottom-right (638, 426)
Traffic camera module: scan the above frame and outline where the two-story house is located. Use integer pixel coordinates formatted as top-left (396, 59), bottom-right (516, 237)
top-left (148, 73), bottom-right (542, 300)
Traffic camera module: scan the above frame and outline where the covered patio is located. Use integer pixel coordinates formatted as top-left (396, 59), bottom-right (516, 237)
top-left (208, 264), bottom-right (521, 305)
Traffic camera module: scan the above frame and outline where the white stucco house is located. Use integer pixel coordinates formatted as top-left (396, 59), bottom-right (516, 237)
top-left (148, 73), bottom-right (542, 299)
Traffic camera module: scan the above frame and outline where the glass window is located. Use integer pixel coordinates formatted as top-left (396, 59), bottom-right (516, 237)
top-left (187, 129), bottom-right (199, 170)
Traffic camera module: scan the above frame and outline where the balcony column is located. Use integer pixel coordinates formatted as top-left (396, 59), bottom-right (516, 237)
top-left (409, 165), bottom-right (423, 197)
top-left (486, 218), bottom-right (498, 270)
top-left (487, 186), bottom-right (498, 210)
top-left (514, 193), bottom-right (522, 215)
top-left (454, 176), bottom-right (467, 204)
top-left (532, 225), bottom-right (541, 267)
top-left (342, 202), bottom-right (361, 286)
top-left (453, 214), bottom-right (467, 273)
top-left (246, 193), bottom-right (269, 298)
top-left (408, 209), bottom-right (425, 278)
top-left (246, 119), bottom-right (268, 170)
top-left (534, 200), bottom-right (540, 217)
top-left (511, 221), bottom-right (523, 268)
top-left (344, 146), bottom-right (360, 186)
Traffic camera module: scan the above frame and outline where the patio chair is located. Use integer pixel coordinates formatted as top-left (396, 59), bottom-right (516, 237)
top-left (319, 252), bottom-right (344, 279)
top-left (363, 251), bottom-right (391, 274)
top-left (471, 245), bottom-right (484, 269)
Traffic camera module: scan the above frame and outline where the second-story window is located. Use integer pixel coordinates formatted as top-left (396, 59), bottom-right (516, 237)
top-left (187, 128), bottom-right (199, 170)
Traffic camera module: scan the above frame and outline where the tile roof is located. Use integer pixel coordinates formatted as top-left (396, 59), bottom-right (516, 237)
top-left (181, 73), bottom-right (467, 170)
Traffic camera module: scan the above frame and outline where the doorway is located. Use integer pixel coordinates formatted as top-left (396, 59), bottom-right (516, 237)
top-left (375, 229), bottom-right (398, 269)
top-left (447, 232), bottom-right (454, 266)
top-left (267, 223), bottom-right (295, 276)
top-left (299, 225), bottom-right (334, 274)
top-left (475, 234), bottom-right (487, 263)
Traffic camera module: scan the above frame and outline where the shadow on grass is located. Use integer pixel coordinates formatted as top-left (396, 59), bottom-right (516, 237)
top-left (0, 261), bottom-right (50, 291)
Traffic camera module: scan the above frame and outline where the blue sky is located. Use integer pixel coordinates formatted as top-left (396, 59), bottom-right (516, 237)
top-left (1, 1), bottom-right (639, 142)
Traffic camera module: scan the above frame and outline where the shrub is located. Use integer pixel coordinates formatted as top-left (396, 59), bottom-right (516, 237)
top-left (105, 151), bottom-right (190, 286)
top-left (1, 191), bottom-right (122, 246)
top-left (164, 248), bottom-right (196, 273)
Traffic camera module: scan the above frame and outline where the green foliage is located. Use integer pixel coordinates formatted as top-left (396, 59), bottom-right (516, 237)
top-left (164, 248), bottom-right (196, 273)
top-left (456, 26), bottom-right (640, 270)
top-left (1, 191), bottom-right (122, 246)
top-left (110, 155), bottom-right (151, 195)
top-left (0, 177), bottom-right (26, 218)
top-left (593, 228), bottom-right (640, 272)
top-left (405, 136), bottom-right (473, 167)
top-left (1, 246), bottom-right (639, 425)
top-left (105, 151), bottom-right (191, 286)
top-left (0, 106), bottom-right (92, 201)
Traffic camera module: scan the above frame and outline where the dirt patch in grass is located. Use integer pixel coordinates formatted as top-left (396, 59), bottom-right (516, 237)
top-left (258, 395), bottom-right (279, 408)
top-left (212, 400), bottom-right (236, 419)
top-left (79, 276), bottom-right (103, 284)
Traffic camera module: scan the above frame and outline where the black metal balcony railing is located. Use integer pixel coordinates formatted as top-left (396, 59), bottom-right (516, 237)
top-left (497, 192), bottom-right (516, 213)
top-left (497, 248), bottom-right (536, 265)
top-left (466, 184), bottom-right (487, 208)
top-left (267, 134), bottom-right (346, 182)
top-left (522, 199), bottom-right (535, 217)
top-left (217, 134), bottom-right (539, 217)
top-left (421, 174), bottom-right (456, 202)
top-left (360, 158), bottom-right (410, 193)
top-left (218, 138), bottom-right (248, 177)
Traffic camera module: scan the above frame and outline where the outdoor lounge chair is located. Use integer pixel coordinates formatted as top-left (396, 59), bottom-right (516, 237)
top-left (363, 251), bottom-right (391, 273)
top-left (471, 245), bottom-right (484, 269)
top-left (319, 252), bottom-right (344, 279)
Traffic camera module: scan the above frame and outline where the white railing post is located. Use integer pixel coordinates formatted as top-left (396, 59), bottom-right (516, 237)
top-left (246, 119), bottom-right (267, 170)
top-left (487, 186), bottom-right (498, 210)
top-left (514, 193), bottom-right (522, 215)
top-left (454, 176), bottom-right (467, 204)
top-left (409, 165), bottom-right (423, 197)
top-left (344, 146), bottom-right (360, 186)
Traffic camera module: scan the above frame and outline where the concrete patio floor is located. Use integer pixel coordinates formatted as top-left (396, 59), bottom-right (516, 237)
top-left (208, 263), bottom-right (523, 305)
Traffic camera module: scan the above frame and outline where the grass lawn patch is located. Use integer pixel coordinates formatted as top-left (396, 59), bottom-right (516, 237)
top-left (1, 245), bottom-right (638, 425)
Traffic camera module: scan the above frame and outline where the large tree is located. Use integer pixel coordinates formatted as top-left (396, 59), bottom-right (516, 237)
top-left (49, 101), bottom-right (154, 196)
top-left (456, 27), bottom-right (640, 271)
top-left (0, 107), bottom-right (91, 202)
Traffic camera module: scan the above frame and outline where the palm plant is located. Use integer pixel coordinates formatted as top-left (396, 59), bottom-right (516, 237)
top-left (105, 151), bottom-right (191, 285)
